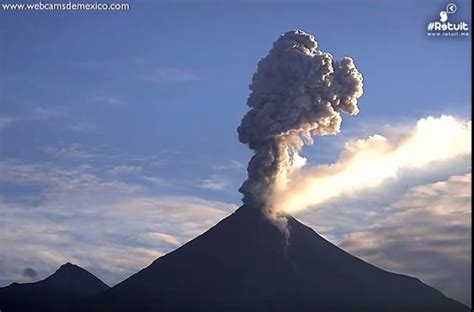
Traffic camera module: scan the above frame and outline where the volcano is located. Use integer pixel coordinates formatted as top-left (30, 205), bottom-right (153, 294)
top-left (0, 262), bottom-right (109, 312)
top-left (83, 206), bottom-right (469, 312)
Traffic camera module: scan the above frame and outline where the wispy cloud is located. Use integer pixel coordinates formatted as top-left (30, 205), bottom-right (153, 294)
top-left (31, 106), bottom-right (68, 120)
top-left (143, 176), bottom-right (167, 186)
top-left (141, 68), bottom-right (200, 84)
top-left (0, 116), bottom-right (16, 131)
top-left (198, 175), bottom-right (229, 191)
top-left (213, 160), bottom-right (245, 171)
top-left (42, 144), bottom-right (100, 160)
top-left (0, 194), bottom-right (236, 286)
top-left (0, 160), bottom-right (237, 287)
top-left (339, 174), bottom-right (471, 306)
top-left (0, 107), bottom-right (65, 129)
top-left (0, 161), bottom-right (140, 195)
top-left (109, 165), bottom-right (143, 175)
top-left (0, 105), bottom-right (68, 132)
top-left (92, 95), bottom-right (125, 106)
top-left (67, 122), bottom-right (98, 133)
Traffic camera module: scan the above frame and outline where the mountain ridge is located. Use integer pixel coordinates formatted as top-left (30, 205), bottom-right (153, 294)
top-left (0, 262), bottom-right (109, 312)
top-left (82, 206), bottom-right (469, 312)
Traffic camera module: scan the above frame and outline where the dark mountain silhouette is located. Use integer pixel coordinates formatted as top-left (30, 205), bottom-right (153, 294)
top-left (83, 206), bottom-right (469, 312)
top-left (0, 262), bottom-right (109, 312)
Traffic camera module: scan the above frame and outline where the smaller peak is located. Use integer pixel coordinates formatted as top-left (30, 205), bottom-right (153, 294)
top-left (45, 262), bottom-right (106, 288)
top-left (56, 262), bottom-right (82, 273)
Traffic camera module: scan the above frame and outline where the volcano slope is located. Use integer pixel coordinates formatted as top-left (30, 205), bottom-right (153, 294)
top-left (83, 206), bottom-right (469, 312)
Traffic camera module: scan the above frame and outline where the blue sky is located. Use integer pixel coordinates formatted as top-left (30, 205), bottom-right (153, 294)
top-left (0, 0), bottom-right (471, 307)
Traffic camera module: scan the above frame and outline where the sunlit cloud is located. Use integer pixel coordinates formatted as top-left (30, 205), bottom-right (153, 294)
top-left (272, 115), bottom-right (471, 214)
top-left (137, 232), bottom-right (181, 247)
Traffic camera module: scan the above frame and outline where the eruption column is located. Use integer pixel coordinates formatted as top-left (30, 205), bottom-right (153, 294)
top-left (237, 30), bottom-right (364, 230)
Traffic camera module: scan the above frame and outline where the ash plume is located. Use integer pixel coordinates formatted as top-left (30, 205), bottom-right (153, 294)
top-left (22, 267), bottom-right (38, 280)
top-left (238, 30), bottom-right (363, 231)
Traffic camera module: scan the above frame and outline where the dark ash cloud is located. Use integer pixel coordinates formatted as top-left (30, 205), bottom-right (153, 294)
top-left (22, 267), bottom-right (38, 279)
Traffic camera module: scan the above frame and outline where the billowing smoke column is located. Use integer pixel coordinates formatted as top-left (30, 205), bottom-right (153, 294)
top-left (238, 30), bottom-right (363, 231)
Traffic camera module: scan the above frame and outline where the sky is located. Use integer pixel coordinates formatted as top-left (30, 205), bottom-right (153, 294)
top-left (0, 0), bottom-right (471, 307)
